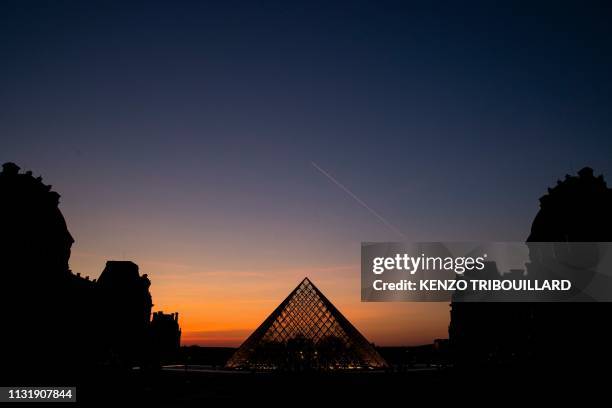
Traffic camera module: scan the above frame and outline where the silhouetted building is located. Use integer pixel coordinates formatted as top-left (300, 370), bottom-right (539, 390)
top-left (0, 162), bottom-right (181, 380)
top-left (226, 277), bottom-right (387, 371)
top-left (97, 261), bottom-right (153, 367)
top-left (1, 162), bottom-right (82, 379)
top-left (525, 167), bottom-right (612, 368)
top-left (449, 264), bottom-right (533, 367)
top-left (150, 311), bottom-right (182, 364)
top-left (449, 167), bottom-right (612, 369)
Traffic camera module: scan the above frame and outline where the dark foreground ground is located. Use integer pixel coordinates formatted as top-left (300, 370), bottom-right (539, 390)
top-left (77, 368), bottom-right (448, 405)
top-left (69, 365), bottom-right (604, 406)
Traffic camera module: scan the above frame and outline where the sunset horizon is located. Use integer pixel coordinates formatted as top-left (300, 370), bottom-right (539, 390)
top-left (3, 1), bottom-right (612, 404)
top-left (68, 239), bottom-right (451, 348)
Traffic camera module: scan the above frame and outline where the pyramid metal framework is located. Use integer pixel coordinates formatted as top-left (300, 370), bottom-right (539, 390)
top-left (226, 277), bottom-right (387, 370)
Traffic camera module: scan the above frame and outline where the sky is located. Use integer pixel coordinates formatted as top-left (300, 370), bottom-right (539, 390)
top-left (1, 1), bottom-right (612, 346)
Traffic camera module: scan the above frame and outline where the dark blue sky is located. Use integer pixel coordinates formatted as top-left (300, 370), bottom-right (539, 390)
top-left (2, 0), bottom-right (611, 245)
top-left (1, 1), bottom-right (612, 344)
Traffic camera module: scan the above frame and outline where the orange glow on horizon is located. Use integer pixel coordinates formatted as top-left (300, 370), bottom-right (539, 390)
top-left (69, 251), bottom-right (450, 348)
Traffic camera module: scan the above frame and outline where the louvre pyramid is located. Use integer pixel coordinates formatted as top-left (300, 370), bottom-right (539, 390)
top-left (226, 277), bottom-right (387, 370)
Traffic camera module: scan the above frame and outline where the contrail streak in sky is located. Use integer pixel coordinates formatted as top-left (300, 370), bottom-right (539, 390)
top-left (311, 161), bottom-right (407, 240)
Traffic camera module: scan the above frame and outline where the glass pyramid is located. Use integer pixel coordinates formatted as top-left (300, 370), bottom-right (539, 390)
top-left (226, 277), bottom-right (388, 370)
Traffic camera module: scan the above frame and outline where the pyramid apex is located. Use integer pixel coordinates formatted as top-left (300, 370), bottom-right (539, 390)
top-left (301, 277), bottom-right (315, 287)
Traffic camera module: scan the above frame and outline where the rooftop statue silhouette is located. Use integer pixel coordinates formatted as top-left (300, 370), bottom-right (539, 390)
top-left (0, 162), bottom-right (180, 382)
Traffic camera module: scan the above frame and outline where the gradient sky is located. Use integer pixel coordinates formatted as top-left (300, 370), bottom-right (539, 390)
top-left (2, 1), bottom-right (612, 346)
